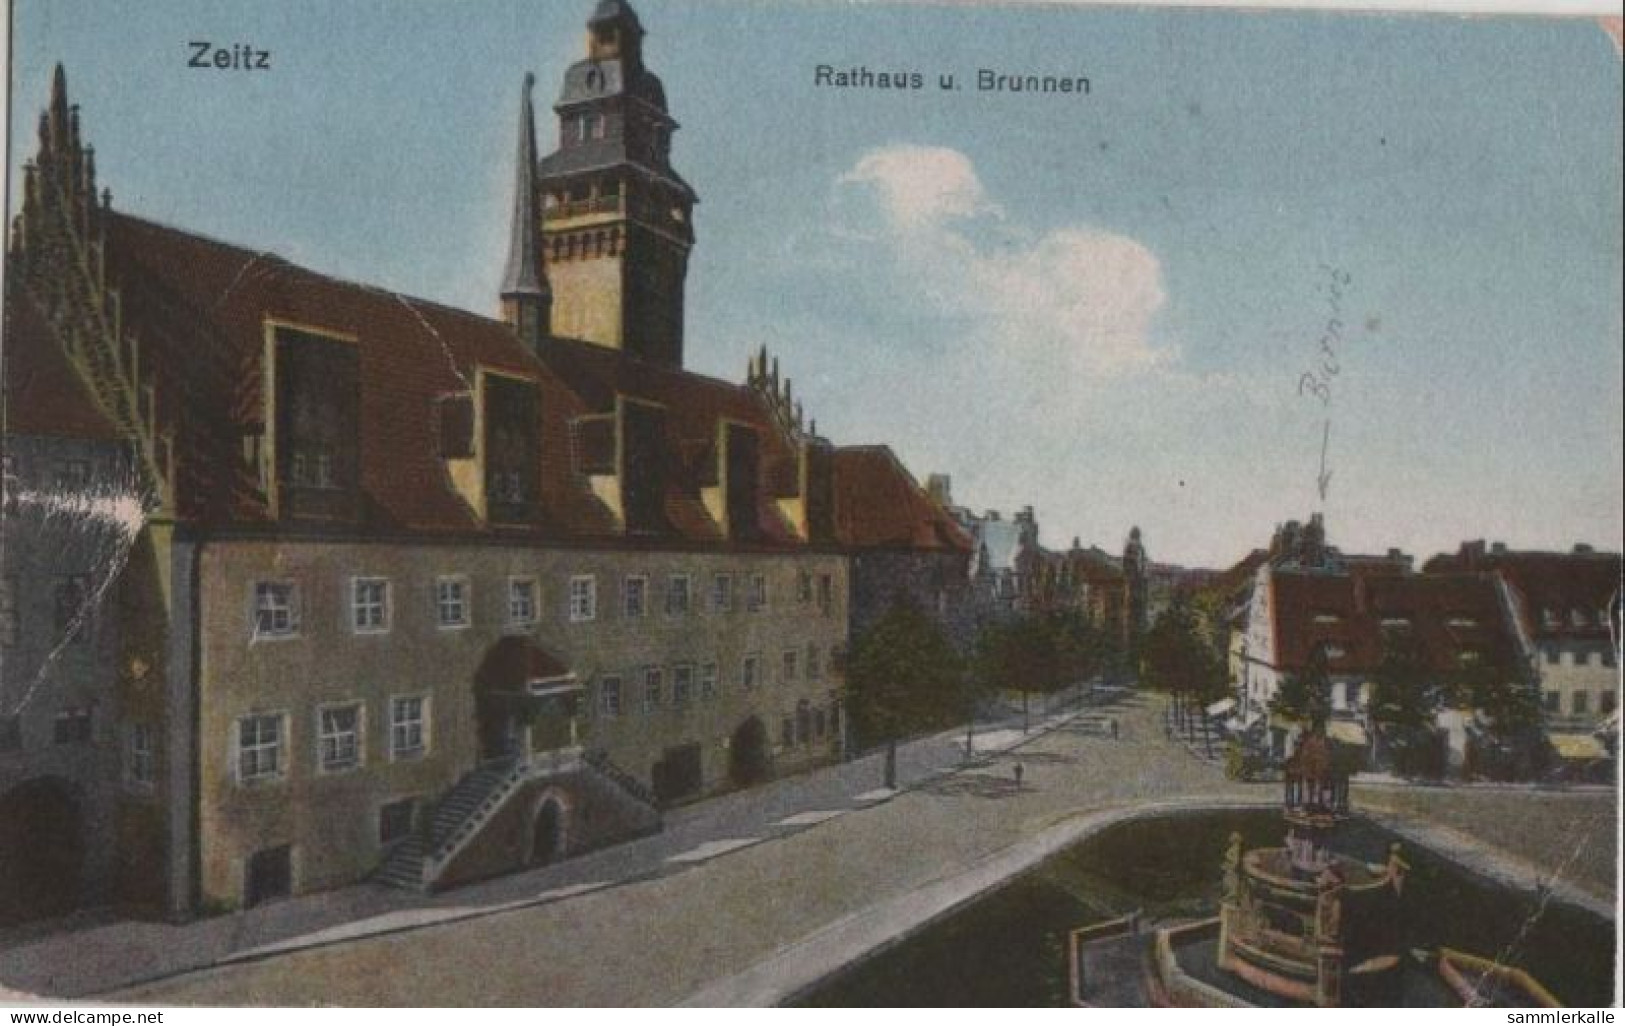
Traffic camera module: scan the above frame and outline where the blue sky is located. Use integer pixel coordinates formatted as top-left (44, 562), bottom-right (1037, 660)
top-left (7, 0), bottom-right (1621, 566)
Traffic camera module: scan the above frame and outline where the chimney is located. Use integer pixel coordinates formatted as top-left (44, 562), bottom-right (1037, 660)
top-left (925, 473), bottom-right (953, 507)
top-left (1490, 541), bottom-right (1507, 555)
top-left (1574, 543), bottom-right (1595, 555)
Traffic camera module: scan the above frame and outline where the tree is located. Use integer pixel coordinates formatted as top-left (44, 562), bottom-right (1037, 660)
top-left (1141, 599), bottom-right (1229, 751)
top-left (846, 600), bottom-right (964, 787)
top-left (1455, 655), bottom-right (1550, 780)
top-left (1367, 632), bottom-right (1443, 778)
top-left (1270, 646), bottom-right (1332, 730)
top-left (973, 609), bottom-right (1101, 733)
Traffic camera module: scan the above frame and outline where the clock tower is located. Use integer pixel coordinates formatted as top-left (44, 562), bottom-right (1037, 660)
top-left (533, 0), bottom-right (696, 368)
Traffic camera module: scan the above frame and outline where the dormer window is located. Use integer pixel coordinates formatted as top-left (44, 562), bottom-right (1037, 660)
top-left (274, 325), bottom-right (360, 521)
top-left (1570, 608), bottom-right (1589, 628)
top-left (1380, 617), bottom-right (1412, 631)
top-left (482, 374), bottom-right (539, 524)
top-left (1312, 613), bottom-right (1341, 625)
top-left (1543, 608), bottom-right (1560, 628)
top-left (1445, 616), bottom-right (1478, 629)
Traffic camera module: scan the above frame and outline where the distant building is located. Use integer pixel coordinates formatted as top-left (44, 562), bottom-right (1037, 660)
top-left (1229, 515), bottom-right (1530, 774)
top-left (929, 476), bottom-right (1038, 628)
top-left (1424, 540), bottom-right (1621, 763)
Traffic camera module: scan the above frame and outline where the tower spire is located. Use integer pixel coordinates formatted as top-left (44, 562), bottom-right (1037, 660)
top-left (499, 72), bottom-right (551, 352)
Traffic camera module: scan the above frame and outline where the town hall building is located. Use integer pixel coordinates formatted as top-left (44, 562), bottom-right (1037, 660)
top-left (1, 0), bottom-right (968, 922)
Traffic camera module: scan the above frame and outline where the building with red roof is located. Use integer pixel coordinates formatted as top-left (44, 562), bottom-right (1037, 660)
top-left (1229, 516), bottom-right (1534, 775)
top-left (1424, 541), bottom-right (1620, 757)
top-left (2, 2), bottom-right (967, 920)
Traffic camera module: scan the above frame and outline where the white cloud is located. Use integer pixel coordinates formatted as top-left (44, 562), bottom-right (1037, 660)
top-left (833, 144), bottom-right (1169, 377)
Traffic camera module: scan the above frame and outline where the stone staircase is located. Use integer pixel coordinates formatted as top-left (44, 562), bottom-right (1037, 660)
top-left (375, 759), bottom-right (522, 892)
top-left (374, 751), bottom-right (664, 893)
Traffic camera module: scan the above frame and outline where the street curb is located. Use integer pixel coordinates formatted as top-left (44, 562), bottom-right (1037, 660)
top-left (90, 706), bottom-right (1094, 1001)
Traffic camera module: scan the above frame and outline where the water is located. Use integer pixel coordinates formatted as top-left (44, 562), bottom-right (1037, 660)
top-left (794, 810), bottom-right (1617, 1007)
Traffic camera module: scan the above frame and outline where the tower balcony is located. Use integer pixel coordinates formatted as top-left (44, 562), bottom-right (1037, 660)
top-left (544, 194), bottom-right (625, 221)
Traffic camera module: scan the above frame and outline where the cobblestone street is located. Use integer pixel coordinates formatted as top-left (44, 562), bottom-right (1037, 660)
top-left (3, 690), bottom-right (1614, 1006)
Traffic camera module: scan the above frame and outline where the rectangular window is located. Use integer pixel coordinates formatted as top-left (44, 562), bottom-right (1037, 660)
top-left (1604, 647), bottom-right (1618, 669)
top-left (644, 667), bottom-right (663, 711)
top-left (54, 573), bottom-right (92, 641)
top-left (598, 676), bottom-right (623, 718)
top-left (1572, 691), bottom-right (1589, 715)
top-left (672, 665), bottom-right (694, 706)
top-left (742, 654), bottom-right (760, 690)
top-left (700, 663), bottom-right (719, 700)
top-left (379, 799), bottom-right (417, 847)
top-left (436, 577), bottom-right (470, 628)
top-left (0, 575), bottom-right (17, 647)
top-left (623, 575), bottom-right (648, 619)
top-left (352, 578), bottom-right (390, 633)
top-left (254, 581), bottom-right (299, 638)
top-left (782, 649), bottom-right (799, 684)
top-left (1545, 646), bottom-right (1561, 666)
top-left (127, 724), bottom-right (156, 788)
top-left (508, 577), bottom-right (538, 628)
top-left (711, 573), bottom-right (733, 613)
top-left (1544, 690), bottom-right (1561, 713)
top-left (797, 572), bottom-right (813, 604)
top-left (569, 575), bottom-right (597, 623)
top-left (276, 326), bottom-right (361, 518)
top-left (318, 704), bottom-right (363, 773)
top-left (807, 644), bottom-right (822, 681)
top-left (666, 574), bottom-right (693, 617)
top-left (818, 574), bottom-right (833, 614)
top-left (390, 697), bottom-right (427, 759)
top-left (1575, 650), bottom-right (1592, 667)
top-left (781, 717), bottom-right (794, 748)
top-left (1602, 690), bottom-right (1618, 715)
top-left (53, 707), bottom-right (92, 745)
top-left (0, 715), bottom-right (20, 752)
top-left (748, 574), bottom-right (767, 612)
top-left (237, 714), bottom-right (284, 782)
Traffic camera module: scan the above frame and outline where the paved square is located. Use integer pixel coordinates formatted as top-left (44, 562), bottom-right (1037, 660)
top-left (666, 838), bottom-right (760, 864)
top-left (775, 810), bottom-right (846, 827)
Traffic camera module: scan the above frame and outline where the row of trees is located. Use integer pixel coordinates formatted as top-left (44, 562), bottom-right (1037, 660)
top-left (844, 601), bottom-right (1120, 786)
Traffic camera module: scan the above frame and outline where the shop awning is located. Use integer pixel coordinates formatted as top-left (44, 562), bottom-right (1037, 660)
top-left (1326, 720), bottom-right (1369, 747)
top-left (1550, 733), bottom-right (1608, 760)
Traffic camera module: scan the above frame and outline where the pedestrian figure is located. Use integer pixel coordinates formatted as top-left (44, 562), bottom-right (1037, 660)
top-left (1013, 762), bottom-right (1024, 790)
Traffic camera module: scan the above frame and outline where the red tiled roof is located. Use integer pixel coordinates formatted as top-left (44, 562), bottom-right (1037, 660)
top-left (1423, 546), bottom-right (1621, 643)
top-left (2, 292), bottom-right (123, 441)
top-left (1270, 570), bottom-right (1523, 675)
top-left (13, 210), bottom-right (959, 554)
top-left (830, 446), bottom-right (971, 552)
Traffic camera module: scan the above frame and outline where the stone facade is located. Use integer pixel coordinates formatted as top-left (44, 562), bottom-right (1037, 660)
top-left (3, 8), bottom-right (960, 919)
top-left (192, 538), bottom-right (845, 906)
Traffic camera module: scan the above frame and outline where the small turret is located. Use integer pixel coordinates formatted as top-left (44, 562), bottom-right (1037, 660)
top-left (499, 73), bottom-right (552, 352)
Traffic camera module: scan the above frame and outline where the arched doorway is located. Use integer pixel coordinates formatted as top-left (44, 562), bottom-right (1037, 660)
top-left (729, 716), bottom-right (770, 786)
top-left (473, 637), bottom-right (582, 762)
top-left (0, 777), bottom-right (84, 925)
top-left (529, 797), bottom-right (565, 866)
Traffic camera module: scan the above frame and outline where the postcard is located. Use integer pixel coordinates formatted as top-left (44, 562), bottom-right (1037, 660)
top-left (1, 0), bottom-right (1620, 1009)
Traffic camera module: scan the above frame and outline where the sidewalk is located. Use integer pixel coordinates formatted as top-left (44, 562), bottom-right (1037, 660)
top-left (0, 698), bottom-right (1093, 1001)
